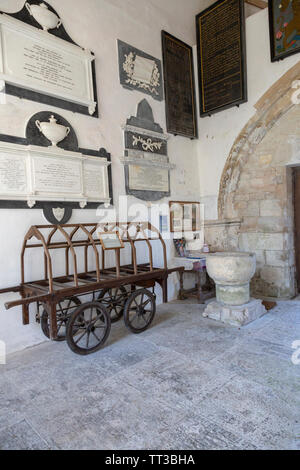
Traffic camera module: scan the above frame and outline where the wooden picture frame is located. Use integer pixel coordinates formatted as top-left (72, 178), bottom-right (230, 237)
top-left (269, 0), bottom-right (300, 62)
top-left (196, 0), bottom-right (247, 117)
top-left (98, 231), bottom-right (125, 251)
top-left (161, 31), bottom-right (198, 139)
top-left (169, 201), bottom-right (201, 233)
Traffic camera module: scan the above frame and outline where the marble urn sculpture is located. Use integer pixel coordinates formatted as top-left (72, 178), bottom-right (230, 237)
top-left (36, 115), bottom-right (70, 147)
top-left (203, 252), bottom-right (266, 326)
top-left (25, 3), bottom-right (62, 31)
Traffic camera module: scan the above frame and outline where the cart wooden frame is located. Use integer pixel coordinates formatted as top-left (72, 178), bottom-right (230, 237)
top-left (0, 221), bottom-right (184, 354)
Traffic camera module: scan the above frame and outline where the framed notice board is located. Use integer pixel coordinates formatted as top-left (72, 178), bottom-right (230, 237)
top-left (98, 232), bottom-right (125, 251)
top-left (169, 201), bottom-right (201, 233)
top-left (161, 31), bottom-right (198, 139)
top-left (269, 0), bottom-right (300, 62)
top-left (196, 0), bottom-right (247, 117)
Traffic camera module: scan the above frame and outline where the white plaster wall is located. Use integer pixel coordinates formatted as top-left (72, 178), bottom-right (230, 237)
top-left (0, 0), bottom-right (207, 354)
top-left (2, 2), bottom-right (299, 354)
top-left (198, 9), bottom-right (300, 220)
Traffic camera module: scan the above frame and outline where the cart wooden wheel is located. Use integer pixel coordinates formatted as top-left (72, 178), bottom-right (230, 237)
top-left (97, 286), bottom-right (127, 323)
top-left (41, 296), bottom-right (81, 342)
top-left (66, 302), bottom-right (111, 355)
top-left (123, 289), bottom-right (156, 334)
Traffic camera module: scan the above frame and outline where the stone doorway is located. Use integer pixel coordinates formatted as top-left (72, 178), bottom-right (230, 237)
top-left (207, 63), bottom-right (300, 300)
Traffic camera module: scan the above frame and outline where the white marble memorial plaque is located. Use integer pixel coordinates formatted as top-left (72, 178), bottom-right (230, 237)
top-left (32, 156), bottom-right (82, 194)
top-left (0, 15), bottom-right (96, 113)
top-left (129, 165), bottom-right (169, 192)
top-left (0, 153), bottom-right (27, 194)
top-left (83, 162), bottom-right (107, 199)
top-left (0, 141), bottom-right (111, 207)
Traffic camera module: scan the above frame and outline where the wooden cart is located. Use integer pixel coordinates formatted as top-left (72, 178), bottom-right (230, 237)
top-left (0, 222), bottom-right (184, 355)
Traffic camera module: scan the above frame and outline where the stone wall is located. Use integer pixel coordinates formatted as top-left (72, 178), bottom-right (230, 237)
top-left (234, 126), bottom-right (296, 299)
top-left (205, 102), bottom-right (300, 300)
top-left (204, 219), bottom-right (242, 253)
top-left (202, 62), bottom-right (300, 301)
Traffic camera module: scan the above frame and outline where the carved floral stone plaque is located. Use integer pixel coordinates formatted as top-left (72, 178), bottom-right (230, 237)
top-left (118, 40), bottom-right (163, 101)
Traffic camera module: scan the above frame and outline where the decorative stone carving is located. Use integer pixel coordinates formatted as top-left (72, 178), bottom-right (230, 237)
top-left (25, 2), bottom-right (62, 31)
top-left (203, 252), bottom-right (266, 326)
top-left (132, 135), bottom-right (163, 153)
top-left (43, 206), bottom-right (73, 225)
top-left (35, 115), bottom-right (70, 147)
top-left (52, 207), bottom-right (65, 222)
top-left (118, 40), bottom-right (163, 101)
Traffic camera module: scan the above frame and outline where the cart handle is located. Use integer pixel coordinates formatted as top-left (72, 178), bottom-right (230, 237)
top-left (5, 293), bottom-right (52, 310)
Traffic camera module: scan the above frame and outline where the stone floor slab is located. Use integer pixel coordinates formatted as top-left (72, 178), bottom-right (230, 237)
top-left (0, 419), bottom-right (51, 450)
top-left (0, 298), bottom-right (299, 450)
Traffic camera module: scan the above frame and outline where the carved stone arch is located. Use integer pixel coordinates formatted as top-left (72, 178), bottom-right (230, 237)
top-left (218, 62), bottom-right (300, 219)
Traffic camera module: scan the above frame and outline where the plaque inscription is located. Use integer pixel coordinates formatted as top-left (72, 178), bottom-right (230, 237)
top-left (84, 163), bottom-right (106, 198)
top-left (0, 143), bottom-right (111, 207)
top-left (128, 165), bottom-right (169, 192)
top-left (0, 154), bottom-right (27, 194)
top-left (196, 0), bottom-right (247, 116)
top-left (33, 157), bottom-right (82, 194)
top-left (0, 13), bottom-right (97, 116)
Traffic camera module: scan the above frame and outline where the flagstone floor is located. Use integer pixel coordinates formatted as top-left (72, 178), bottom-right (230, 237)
top-left (0, 299), bottom-right (299, 450)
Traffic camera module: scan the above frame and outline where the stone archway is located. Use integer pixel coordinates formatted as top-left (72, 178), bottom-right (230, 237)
top-left (215, 63), bottom-right (300, 299)
top-left (219, 62), bottom-right (300, 220)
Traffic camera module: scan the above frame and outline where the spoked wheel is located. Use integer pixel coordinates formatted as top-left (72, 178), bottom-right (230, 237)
top-left (41, 296), bottom-right (81, 342)
top-left (124, 289), bottom-right (156, 334)
top-left (98, 286), bottom-right (127, 323)
top-left (66, 302), bottom-right (111, 355)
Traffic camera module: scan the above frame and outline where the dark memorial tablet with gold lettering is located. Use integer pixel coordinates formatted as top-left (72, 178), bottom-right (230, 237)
top-left (162, 31), bottom-right (198, 139)
top-left (196, 0), bottom-right (247, 117)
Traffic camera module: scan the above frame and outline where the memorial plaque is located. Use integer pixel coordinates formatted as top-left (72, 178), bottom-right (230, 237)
top-left (118, 40), bottom-right (163, 101)
top-left (128, 165), bottom-right (169, 192)
top-left (83, 162), bottom-right (107, 199)
top-left (0, 6), bottom-right (97, 116)
top-left (269, 0), bottom-right (300, 62)
top-left (162, 31), bottom-right (198, 138)
top-left (196, 0), bottom-right (247, 117)
top-left (0, 153), bottom-right (27, 194)
top-left (0, 143), bottom-right (111, 207)
top-left (32, 156), bottom-right (82, 194)
top-left (5, 30), bottom-right (89, 100)
top-left (123, 99), bottom-right (173, 201)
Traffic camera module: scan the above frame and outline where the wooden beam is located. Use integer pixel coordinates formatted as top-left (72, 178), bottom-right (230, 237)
top-left (245, 0), bottom-right (268, 9)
